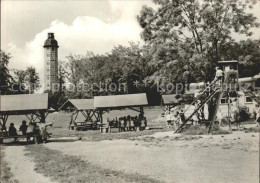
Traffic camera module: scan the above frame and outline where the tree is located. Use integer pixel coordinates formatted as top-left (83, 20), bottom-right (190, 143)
top-left (12, 69), bottom-right (28, 94)
top-left (137, 0), bottom-right (259, 89)
top-left (0, 50), bottom-right (12, 94)
top-left (219, 38), bottom-right (260, 77)
top-left (25, 67), bottom-right (40, 93)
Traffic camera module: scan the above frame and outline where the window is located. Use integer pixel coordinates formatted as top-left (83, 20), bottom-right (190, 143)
top-left (256, 79), bottom-right (260, 88)
top-left (245, 96), bottom-right (253, 103)
top-left (221, 98), bottom-right (232, 104)
top-left (221, 98), bottom-right (227, 104)
top-left (47, 69), bottom-right (49, 72)
top-left (47, 62), bottom-right (50, 65)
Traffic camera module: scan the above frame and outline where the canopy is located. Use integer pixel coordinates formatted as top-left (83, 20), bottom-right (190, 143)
top-left (0, 93), bottom-right (48, 113)
top-left (162, 94), bottom-right (181, 105)
top-left (59, 99), bottom-right (94, 111)
top-left (94, 93), bottom-right (148, 109)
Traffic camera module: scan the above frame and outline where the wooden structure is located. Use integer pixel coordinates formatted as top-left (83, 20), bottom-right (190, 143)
top-left (0, 93), bottom-right (49, 131)
top-left (175, 61), bottom-right (240, 133)
top-left (59, 99), bottom-right (101, 130)
top-left (94, 93), bottom-right (148, 121)
top-left (94, 93), bottom-right (148, 133)
top-left (0, 93), bottom-right (51, 143)
top-left (94, 93), bottom-right (148, 113)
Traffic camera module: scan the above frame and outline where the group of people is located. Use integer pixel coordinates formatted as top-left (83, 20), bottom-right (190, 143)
top-left (105, 114), bottom-right (147, 132)
top-left (165, 107), bottom-right (185, 129)
top-left (8, 120), bottom-right (50, 143)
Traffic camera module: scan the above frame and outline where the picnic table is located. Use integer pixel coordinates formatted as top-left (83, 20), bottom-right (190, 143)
top-left (74, 121), bottom-right (100, 131)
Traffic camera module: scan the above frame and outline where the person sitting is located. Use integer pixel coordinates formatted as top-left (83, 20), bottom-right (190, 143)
top-left (19, 120), bottom-right (28, 135)
top-left (26, 122), bottom-right (36, 142)
top-left (8, 123), bottom-right (18, 141)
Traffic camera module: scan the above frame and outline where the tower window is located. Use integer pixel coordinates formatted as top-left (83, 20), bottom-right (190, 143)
top-left (245, 96), bottom-right (253, 103)
top-left (47, 62), bottom-right (50, 65)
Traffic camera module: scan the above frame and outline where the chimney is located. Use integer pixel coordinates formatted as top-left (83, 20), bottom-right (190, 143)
top-left (48, 33), bottom-right (54, 39)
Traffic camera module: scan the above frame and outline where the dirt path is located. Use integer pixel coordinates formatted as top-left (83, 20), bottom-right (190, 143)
top-left (4, 145), bottom-right (55, 183)
top-left (45, 132), bottom-right (259, 183)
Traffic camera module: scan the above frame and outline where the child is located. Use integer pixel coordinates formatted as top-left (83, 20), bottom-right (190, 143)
top-left (126, 116), bottom-right (131, 131)
top-left (130, 117), bottom-right (135, 131)
top-left (213, 66), bottom-right (224, 84)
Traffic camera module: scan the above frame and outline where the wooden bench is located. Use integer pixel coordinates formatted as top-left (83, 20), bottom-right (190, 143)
top-left (74, 122), bottom-right (100, 131)
top-left (0, 133), bottom-right (52, 144)
top-left (0, 134), bottom-right (40, 144)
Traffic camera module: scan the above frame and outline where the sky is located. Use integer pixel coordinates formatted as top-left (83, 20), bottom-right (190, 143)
top-left (1, 0), bottom-right (260, 89)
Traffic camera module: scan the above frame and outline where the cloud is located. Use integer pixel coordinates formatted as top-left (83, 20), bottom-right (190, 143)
top-left (6, 1), bottom-right (149, 91)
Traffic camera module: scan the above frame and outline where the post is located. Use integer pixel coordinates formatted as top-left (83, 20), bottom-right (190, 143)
top-left (227, 91), bottom-right (232, 131)
top-left (140, 106), bottom-right (144, 118)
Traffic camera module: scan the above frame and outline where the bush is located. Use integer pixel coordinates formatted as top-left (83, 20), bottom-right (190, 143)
top-left (234, 106), bottom-right (250, 122)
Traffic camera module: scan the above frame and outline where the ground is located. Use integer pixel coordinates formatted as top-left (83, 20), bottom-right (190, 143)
top-left (0, 108), bottom-right (259, 183)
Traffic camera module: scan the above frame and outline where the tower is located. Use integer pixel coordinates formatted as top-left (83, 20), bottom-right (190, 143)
top-left (43, 33), bottom-right (59, 91)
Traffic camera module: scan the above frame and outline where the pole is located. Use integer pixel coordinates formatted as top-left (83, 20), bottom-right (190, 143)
top-left (228, 91), bottom-right (231, 131)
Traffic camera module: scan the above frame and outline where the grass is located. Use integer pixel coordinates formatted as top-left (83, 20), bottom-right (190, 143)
top-left (0, 147), bottom-right (18, 183)
top-left (25, 145), bottom-right (161, 183)
top-left (182, 125), bottom-right (208, 135)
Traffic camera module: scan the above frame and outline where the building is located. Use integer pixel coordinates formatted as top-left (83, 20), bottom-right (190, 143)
top-left (43, 33), bottom-right (59, 91)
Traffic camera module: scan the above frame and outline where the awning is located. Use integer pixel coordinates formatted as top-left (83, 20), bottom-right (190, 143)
top-left (59, 99), bottom-right (95, 111)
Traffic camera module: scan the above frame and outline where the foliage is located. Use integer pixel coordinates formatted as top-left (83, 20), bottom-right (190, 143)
top-left (46, 90), bottom-right (68, 110)
top-left (220, 38), bottom-right (260, 77)
top-left (137, 0), bottom-right (259, 89)
top-left (12, 67), bottom-right (40, 94)
top-left (234, 106), bottom-right (250, 122)
top-left (0, 50), bottom-right (12, 94)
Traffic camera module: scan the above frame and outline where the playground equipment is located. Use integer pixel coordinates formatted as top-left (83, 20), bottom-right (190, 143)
top-left (174, 61), bottom-right (239, 133)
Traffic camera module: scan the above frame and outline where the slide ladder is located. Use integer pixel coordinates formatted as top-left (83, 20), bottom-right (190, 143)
top-left (175, 88), bottom-right (221, 133)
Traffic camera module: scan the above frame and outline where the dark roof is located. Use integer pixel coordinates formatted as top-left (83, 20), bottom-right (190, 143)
top-left (94, 93), bottom-right (148, 108)
top-left (59, 99), bottom-right (95, 111)
top-left (162, 94), bottom-right (182, 105)
top-left (0, 93), bottom-right (48, 112)
top-left (43, 33), bottom-right (59, 48)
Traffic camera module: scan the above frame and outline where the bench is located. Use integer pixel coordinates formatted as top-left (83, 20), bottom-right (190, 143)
top-left (0, 134), bottom-right (40, 144)
top-left (74, 122), bottom-right (99, 131)
top-left (0, 133), bottom-right (52, 144)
